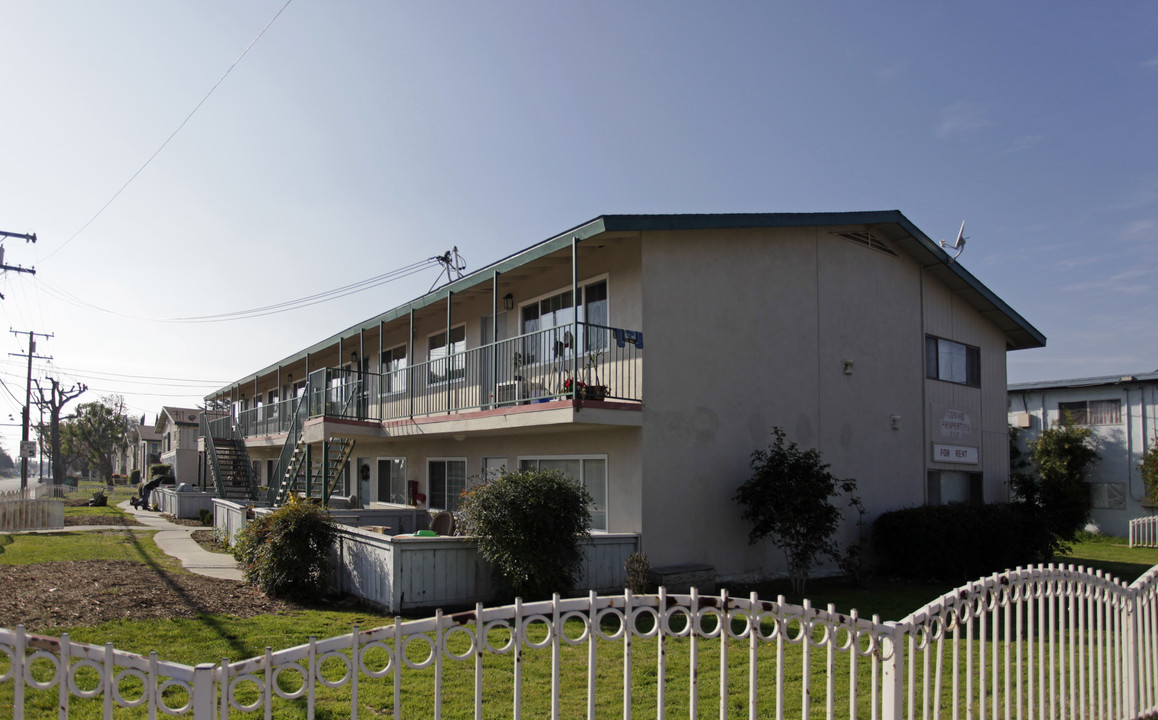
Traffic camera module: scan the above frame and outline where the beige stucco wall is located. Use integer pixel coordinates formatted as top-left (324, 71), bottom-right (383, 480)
top-left (635, 225), bottom-right (1005, 581)
top-left (922, 279), bottom-right (1011, 502)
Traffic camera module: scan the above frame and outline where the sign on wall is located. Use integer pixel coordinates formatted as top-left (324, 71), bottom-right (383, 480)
top-left (931, 405), bottom-right (980, 466)
top-left (932, 444), bottom-right (978, 464)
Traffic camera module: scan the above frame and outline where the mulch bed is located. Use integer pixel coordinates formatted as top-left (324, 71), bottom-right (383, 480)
top-left (0, 560), bottom-right (300, 633)
top-left (63, 515), bottom-right (144, 527)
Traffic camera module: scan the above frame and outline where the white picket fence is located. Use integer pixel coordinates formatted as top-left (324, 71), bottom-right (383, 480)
top-left (0, 489), bottom-right (63, 532)
top-left (1129, 515), bottom-right (1158, 548)
top-left (1, 563), bottom-right (1156, 719)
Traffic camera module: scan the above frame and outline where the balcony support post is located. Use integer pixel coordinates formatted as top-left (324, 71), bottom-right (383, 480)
top-left (445, 292), bottom-right (453, 415)
top-left (571, 236), bottom-right (579, 397)
top-left (492, 271), bottom-right (499, 409)
top-left (408, 310), bottom-right (415, 420)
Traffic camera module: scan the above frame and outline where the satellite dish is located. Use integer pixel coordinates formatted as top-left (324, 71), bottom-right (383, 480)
top-left (940, 221), bottom-right (967, 261)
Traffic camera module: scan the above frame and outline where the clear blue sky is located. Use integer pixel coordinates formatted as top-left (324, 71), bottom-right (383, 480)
top-left (0, 1), bottom-right (1155, 450)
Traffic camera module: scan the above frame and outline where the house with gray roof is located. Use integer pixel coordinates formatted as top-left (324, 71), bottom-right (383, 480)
top-left (203, 210), bottom-right (1043, 584)
top-left (1009, 371), bottom-right (1158, 537)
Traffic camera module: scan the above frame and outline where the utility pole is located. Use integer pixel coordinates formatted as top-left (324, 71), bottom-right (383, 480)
top-left (33, 377), bottom-right (86, 486)
top-left (0, 230), bottom-right (37, 299)
top-left (10, 330), bottom-right (52, 489)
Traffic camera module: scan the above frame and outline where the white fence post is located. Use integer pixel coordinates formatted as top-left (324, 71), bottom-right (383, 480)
top-left (191, 663), bottom-right (217, 720)
top-left (880, 622), bottom-right (905, 720)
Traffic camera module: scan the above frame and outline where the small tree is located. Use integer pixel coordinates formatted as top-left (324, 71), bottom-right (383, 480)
top-left (459, 468), bottom-right (592, 600)
top-left (1013, 413), bottom-right (1098, 556)
top-left (232, 495), bottom-right (338, 600)
top-left (734, 427), bottom-right (861, 594)
top-left (1140, 439), bottom-right (1158, 505)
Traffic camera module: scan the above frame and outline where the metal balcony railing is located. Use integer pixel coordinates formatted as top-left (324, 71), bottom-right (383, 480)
top-left (230, 323), bottom-right (642, 435)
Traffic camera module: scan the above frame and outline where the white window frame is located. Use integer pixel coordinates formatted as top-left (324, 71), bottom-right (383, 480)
top-left (427, 324), bottom-right (467, 385)
top-left (427, 457), bottom-right (467, 512)
top-left (1057, 399), bottom-right (1122, 426)
top-left (517, 454), bottom-right (609, 532)
top-left (482, 456), bottom-right (507, 483)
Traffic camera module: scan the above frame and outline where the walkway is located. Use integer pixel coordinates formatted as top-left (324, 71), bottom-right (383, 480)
top-left (52, 502), bottom-right (243, 581)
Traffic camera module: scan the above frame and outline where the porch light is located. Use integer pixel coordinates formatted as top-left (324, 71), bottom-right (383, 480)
top-left (503, 293), bottom-right (514, 311)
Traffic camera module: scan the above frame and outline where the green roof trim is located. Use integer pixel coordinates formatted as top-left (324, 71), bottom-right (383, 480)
top-left (210, 210), bottom-right (1044, 397)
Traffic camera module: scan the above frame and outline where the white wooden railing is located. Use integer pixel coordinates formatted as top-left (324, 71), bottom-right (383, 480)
top-left (0, 492), bottom-right (63, 531)
top-left (2, 563), bottom-right (1157, 719)
top-left (1130, 515), bottom-right (1158, 548)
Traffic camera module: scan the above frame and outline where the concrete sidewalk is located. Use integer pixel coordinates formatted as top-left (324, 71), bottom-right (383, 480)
top-left (111, 502), bottom-right (244, 581)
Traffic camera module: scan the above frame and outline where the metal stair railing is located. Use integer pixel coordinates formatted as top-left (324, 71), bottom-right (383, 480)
top-left (268, 381), bottom-right (312, 505)
top-left (228, 422), bottom-right (260, 501)
top-left (323, 437), bottom-right (356, 504)
top-left (199, 413), bottom-right (227, 496)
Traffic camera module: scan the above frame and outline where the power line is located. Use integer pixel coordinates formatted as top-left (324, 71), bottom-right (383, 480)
top-left (33, 257), bottom-right (438, 323)
top-left (41, 0), bottom-right (295, 262)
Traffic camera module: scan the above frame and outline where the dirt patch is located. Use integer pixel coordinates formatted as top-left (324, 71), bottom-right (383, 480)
top-left (0, 560), bottom-right (301, 633)
top-left (161, 515), bottom-right (210, 528)
top-left (191, 529), bottom-right (230, 554)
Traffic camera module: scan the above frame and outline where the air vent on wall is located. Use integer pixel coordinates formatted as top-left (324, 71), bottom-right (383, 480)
top-left (833, 231), bottom-right (897, 257)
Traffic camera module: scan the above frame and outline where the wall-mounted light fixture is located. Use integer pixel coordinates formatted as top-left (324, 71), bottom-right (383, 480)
top-left (503, 293), bottom-right (514, 311)
top-left (843, 360), bottom-right (854, 375)
top-left (890, 414), bottom-right (902, 430)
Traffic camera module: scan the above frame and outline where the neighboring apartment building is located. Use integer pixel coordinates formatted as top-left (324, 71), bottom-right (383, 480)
top-left (205, 211), bottom-right (1044, 581)
top-left (156, 407), bottom-right (202, 484)
top-left (1009, 372), bottom-right (1158, 537)
top-left (132, 423), bottom-right (162, 478)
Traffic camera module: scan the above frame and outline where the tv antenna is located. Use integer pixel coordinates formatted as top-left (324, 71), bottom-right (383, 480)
top-left (940, 221), bottom-right (967, 261)
top-left (429, 247), bottom-right (467, 291)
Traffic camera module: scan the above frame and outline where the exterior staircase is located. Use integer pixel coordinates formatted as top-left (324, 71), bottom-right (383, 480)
top-left (272, 436), bottom-right (356, 506)
top-left (200, 412), bottom-right (260, 503)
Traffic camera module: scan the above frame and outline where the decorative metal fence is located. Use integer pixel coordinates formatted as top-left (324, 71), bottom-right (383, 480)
top-left (2, 563), bottom-right (1156, 719)
top-left (1130, 515), bottom-right (1158, 548)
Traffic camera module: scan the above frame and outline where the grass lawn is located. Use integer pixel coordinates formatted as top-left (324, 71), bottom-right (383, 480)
top-left (1, 532), bottom-right (1156, 718)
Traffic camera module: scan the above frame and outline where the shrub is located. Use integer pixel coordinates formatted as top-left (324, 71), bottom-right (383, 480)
top-left (459, 468), bottom-right (592, 600)
top-left (198, 508), bottom-right (213, 526)
top-left (873, 503), bottom-right (1051, 582)
top-left (734, 427), bottom-right (861, 594)
top-left (232, 496), bottom-right (338, 600)
top-left (625, 552), bottom-right (651, 594)
top-left (149, 464), bottom-right (172, 480)
top-left (1140, 439), bottom-right (1158, 504)
top-left (1015, 414), bottom-right (1099, 556)
top-left (130, 470), bottom-right (141, 484)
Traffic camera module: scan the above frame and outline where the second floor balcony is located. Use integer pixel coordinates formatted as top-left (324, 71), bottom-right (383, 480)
top-left (216, 322), bottom-right (643, 439)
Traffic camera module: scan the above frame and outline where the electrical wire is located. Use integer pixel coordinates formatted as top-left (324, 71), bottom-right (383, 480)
top-left (41, 0), bottom-right (295, 263)
top-left (32, 257), bottom-right (438, 323)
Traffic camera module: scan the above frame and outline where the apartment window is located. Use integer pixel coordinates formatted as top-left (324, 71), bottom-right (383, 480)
top-left (1058, 399), bottom-right (1121, 426)
top-left (428, 458), bottom-right (466, 512)
top-left (927, 470), bottom-right (982, 506)
top-left (520, 279), bottom-right (609, 363)
top-left (428, 326), bottom-right (466, 384)
top-left (380, 345), bottom-right (408, 394)
top-left (925, 336), bottom-right (980, 387)
top-left (519, 456), bottom-right (607, 531)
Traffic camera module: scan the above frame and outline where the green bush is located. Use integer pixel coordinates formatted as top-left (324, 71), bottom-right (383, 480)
top-left (459, 468), bottom-right (592, 600)
top-left (1140, 439), bottom-right (1158, 504)
top-left (873, 503), bottom-right (1051, 582)
top-left (232, 497), bottom-right (338, 600)
top-left (149, 463), bottom-right (172, 480)
top-left (130, 469), bottom-right (141, 484)
top-left (734, 427), bottom-right (862, 594)
top-left (198, 508), bottom-right (213, 526)
top-left (1014, 415), bottom-right (1099, 556)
